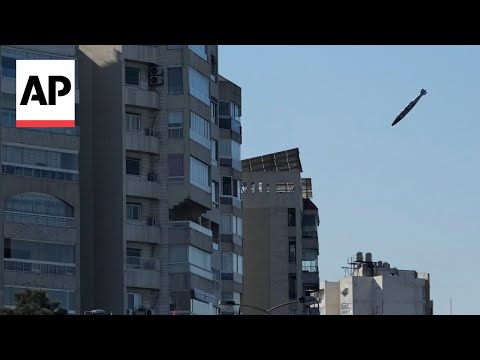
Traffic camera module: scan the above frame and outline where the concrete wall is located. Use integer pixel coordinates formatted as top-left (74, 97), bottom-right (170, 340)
top-left (79, 45), bottom-right (125, 314)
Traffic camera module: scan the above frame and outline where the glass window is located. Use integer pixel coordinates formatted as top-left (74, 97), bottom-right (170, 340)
top-left (302, 249), bottom-right (319, 273)
top-left (169, 246), bottom-right (188, 263)
top-left (1, 55), bottom-right (16, 78)
top-left (168, 111), bottom-right (183, 126)
top-left (302, 214), bottom-right (317, 226)
top-left (5, 192), bottom-right (73, 218)
top-left (190, 156), bottom-right (210, 191)
top-left (126, 203), bottom-right (141, 221)
top-left (189, 246), bottom-right (211, 271)
top-left (126, 157), bottom-right (141, 176)
top-left (222, 177), bottom-right (240, 199)
top-left (125, 67), bottom-right (140, 86)
top-left (190, 112), bottom-right (211, 149)
top-left (168, 155), bottom-right (184, 177)
top-left (127, 293), bottom-right (143, 311)
top-left (210, 99), bottom-right (218, 124)
top-left (289, 241), bottom-right (296, 263)
top-left (288, 274), bottom-right (297, 300)
top-left (168, 67), bottom-right (183, 94)
top-left (4, 239), bottom-right (75, 264)
top-left (212, 181), bottom-right (219, 207)
top-left (288, 208), bottom-right (296, 226)
top-left (211, 139), bottom-right (218, 163)
top-left (188, 45), bottom-right (208, 61)
top-left (219, 101), bottom-right (231, 117)
top-left (126, 113), bottom-right (141, 131)
top-left (189, 67), bottom-right (210, 105)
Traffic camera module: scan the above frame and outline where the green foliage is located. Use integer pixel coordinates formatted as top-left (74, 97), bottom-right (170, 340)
top-left (0, 289), bottom-right (68, 315)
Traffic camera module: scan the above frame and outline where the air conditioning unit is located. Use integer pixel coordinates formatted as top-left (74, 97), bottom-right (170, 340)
top-left (149, 66), bottom-right (163, 86)
top-left (148, 172), bottom-right (157, 182)
top-left (147, 217), bottom-right (157, 226)
top-left (145, 308), bottom-right (154, 316)
top-left (145, 128), bottom-right (155, 136)
top-left (149, 66), bottom-right (163, 76)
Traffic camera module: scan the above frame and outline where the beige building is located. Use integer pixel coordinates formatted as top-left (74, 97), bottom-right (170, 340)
top-left (319, 252), bottom-right (433, 315)
top-left (0, 45), bottom-right (243, 315)
top-left (241, 148), bottom-right (320, 315)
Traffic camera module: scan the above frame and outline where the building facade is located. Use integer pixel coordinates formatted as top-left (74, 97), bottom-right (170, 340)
top-left (0, 45), bottom-right (81, 313)
top-left (319, 252), bottom-right (433, 315)
top-left (241, 148), bottom-right (320, 315)
top-left (0, 45), bottom-right (243, 315)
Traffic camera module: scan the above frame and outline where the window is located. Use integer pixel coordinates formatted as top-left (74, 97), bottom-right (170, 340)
top-left (222, 252), bottom-right (242, 274)
top-left (219, 101), bottom-right (241, 120)
top-left (276, 182), bottom-right (295, 193)
top-left (219, 139), bottom-right (241, 170)
top-left (210, 99), bottom-right (218, 124)
top-left (168, 111), bottom-right (183, 139)
top-left (219, 118), bottom-right (241, 135)
top-left (126, 157), bottom-right (141, 176)
top-left (211, 139), bottom-right (218, 164)
top-left (288, 273), bottom-right (297, 300)
top-left (1, 55), bottom-right (16, 78)
top-left (189, 246), bottom-right (211, 271)
top-left (190, 112), bottom-right (210, 149)
top-left (168, 67), bottom-right (183, 94)
top-left (288, 208), bottom-right (296, 226)
top-left (189, 67), bottom-right (210, 105)
top-left (126, 247), bottom-right (141, 268)
top-left (289, 240), bottom-right (296, 263)
top-left (221, 214), bottom-right (242, 236)
top-left (341, 303), bottom-right (352, 315)
top-left (168, 45), bottom-right (183, 50)
top-left (190, 156), bottom-right (210, 192)
top-left (1, 144), bottom-right (79, 182)
top-left (4, 239), bottom-right (75, 264)
top-left (189, 45), bottom-right (208, 61)
top-left (212, 181), bottom-right (219, 208)
top-left (126, 203), bottom-right (141, 221)
top-left (125, 67), bottom-right (140, 86)
top-left (127, 293), bottom-right (143, 311)
top-left (192, 299), bottom-right (216, 315)
top-left (222, 176), bottom-right (240, 199)
top-left (302, 249), bottom-right (318, 273)
top-left (168, 155), bottom-right (184, 179)
top-left (126, 113), bottom-right (141, 131)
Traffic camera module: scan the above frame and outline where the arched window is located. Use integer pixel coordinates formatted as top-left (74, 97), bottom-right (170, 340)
top-left (4, 193), bottom-right (74, 227)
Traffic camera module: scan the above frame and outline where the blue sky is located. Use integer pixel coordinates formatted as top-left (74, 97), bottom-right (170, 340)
top-left (219, 45), bottom-right (480, 315)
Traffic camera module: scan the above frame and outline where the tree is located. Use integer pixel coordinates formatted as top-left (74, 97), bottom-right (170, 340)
top-left (0, 306), bottom-right (15, 315)
top-left (0, 289), bottom-right (68, 315)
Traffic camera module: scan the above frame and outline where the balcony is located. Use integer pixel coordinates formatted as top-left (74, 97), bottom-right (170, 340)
top-left (302, 236), bottom-right (319, 250)
top-left (125, 223), bottom-right (160, 244)
top-left (4, 211), bottom-right (76, 228)
top-left (4, 259), bottom-right (75, 276)
top-left (125, 87), bottom-right (159, 109)
top-left (125, 256), bottom-right (161, 289)
top-left (126, 176), bottom-right (161, 199)
top-left (169, 263), bottom-right (213, 281)
top-left (125, 131), bottom-right (160, 154)
top-left (168, 221), bottom-right (213, 253)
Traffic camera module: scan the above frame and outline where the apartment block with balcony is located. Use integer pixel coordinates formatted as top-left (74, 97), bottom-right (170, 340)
top-left (241, 148), bottom-right (320, 315)
top-left (79, 45), bottom-right (241, 315)
top-left (0, 45), bottom-right (81, 314)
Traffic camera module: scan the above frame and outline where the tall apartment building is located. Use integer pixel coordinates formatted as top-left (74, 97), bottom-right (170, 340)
top-left (241, 148), bottom-right (320, 315)
top-left (0, 45), bottom-right (81, 313)
top-left (319, 252), bottom-right (433, 315)
top-left (0, 45), bottom-right (243, 315)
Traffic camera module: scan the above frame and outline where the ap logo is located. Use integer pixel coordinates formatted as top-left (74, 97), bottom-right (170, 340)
top-left (16, 60), bottom-right (75, 128)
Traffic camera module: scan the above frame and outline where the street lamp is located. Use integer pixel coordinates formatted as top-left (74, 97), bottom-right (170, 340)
top-left (218, 296), bottom-right (317, 315)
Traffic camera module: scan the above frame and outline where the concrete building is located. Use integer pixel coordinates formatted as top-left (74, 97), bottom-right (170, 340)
top-left (319, 252), bottom-right (433, 315)
top-left (0, 45), bottom-right (81, 313)
top-left (241, 148), bottom-right (320, 315)
top-left (0, 45), bottom-right (243, 315)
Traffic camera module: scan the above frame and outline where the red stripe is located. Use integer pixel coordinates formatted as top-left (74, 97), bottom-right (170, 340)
top-left (16, 120), bottom-right (75, 128)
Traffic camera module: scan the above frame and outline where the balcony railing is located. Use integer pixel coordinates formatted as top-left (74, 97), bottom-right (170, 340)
top-left (126, 256), bottom-right (160, 271)
top-left (4, 211), bottom-right (76, 228)
top-left (4, 258), bottom-right (75, 275)
top-left (169, 221), bottom-right (213, 238)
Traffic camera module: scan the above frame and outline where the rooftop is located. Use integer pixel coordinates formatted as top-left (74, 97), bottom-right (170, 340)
top-left (242, 148), bottom-right (302, 173)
